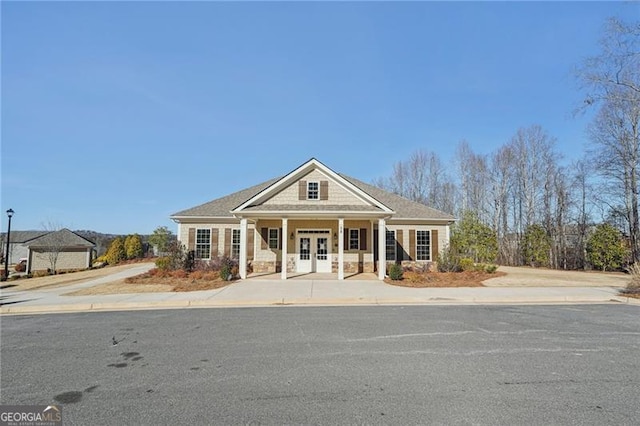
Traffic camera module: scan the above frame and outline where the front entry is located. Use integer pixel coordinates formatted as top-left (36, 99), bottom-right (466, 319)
top-left (296, 230), bottom-right (331, 273)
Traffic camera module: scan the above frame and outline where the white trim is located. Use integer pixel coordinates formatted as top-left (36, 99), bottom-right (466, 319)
top-left (195, 228), bottom-right (212, 260)
top-left (338, 218), bottom-right (344, 280)
top-left (348, 228), bottom-right (360, 251)
top-left (385, 229), bottom-right (396, 262)
top-left (239, 219), bottom-right (248, 279)
top-left (307, 181), bottom-right (319, 200)
top-left (281, 218), bottom-right (288, 280)
top-left (267, 228), bottom-right (280, 250)
top-left (231, 158), bottom-right (394, 214)
top-left (378, 218), bottom-right (386, 280)
top-left (416, 229), bottom-right (431, 261)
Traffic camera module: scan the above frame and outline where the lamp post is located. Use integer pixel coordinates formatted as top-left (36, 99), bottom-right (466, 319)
top-left (3, 208), bottom-right (14, 281)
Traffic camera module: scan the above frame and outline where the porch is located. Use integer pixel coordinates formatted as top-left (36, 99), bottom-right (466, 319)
top-left (238, 217), bottom-right (389, 281)
top-left (246, 272), bottom-right (379, 281)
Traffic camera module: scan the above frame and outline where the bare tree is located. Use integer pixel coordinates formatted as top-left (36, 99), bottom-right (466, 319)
top-left (577, 17), bottom-right (640, 262)
top-left (375, 149), bottom-right (457, 214)
top-left (39, 222), bottom-right (67, 274)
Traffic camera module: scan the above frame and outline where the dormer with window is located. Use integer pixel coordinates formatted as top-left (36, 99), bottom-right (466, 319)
top-left (298, 180), bottom-right (328, 201)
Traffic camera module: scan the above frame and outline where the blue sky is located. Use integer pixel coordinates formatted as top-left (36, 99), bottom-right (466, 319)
top-left (1, 1), bottom-right (636, 235)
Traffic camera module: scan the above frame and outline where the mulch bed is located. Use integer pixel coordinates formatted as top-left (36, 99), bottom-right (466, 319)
top-left (385, 270), bottom-right (506, 288)
top-left (124, 270), bottom-right (236, 292)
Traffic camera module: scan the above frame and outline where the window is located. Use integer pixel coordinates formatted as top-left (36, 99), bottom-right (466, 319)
top-left (385, 230), bottom-right (396, 261)
top-left (231, 229), bottom-right (240, 260)
top-left (416, 230), bottom-right (431, 261)
top-left (268, 228), bottom-right (279, 249)
top-left (349, 229), bottom-right (360, 250)
top-left (195, 229), bottom-right (211, 259)
top-left (307, 181), bottom-right (319, 200)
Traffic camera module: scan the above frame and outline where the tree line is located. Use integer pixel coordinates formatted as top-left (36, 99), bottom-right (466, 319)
top-left (374, 18), bottom-right (639, 271)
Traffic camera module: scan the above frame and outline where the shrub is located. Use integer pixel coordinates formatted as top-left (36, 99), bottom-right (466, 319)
top-left (450, 211), bottom-right (498, 263)
top-left (587, 223), bottom-right (629, 271)
top-left (220, 263), bottom-right (232, 281)
top-left (14, 263), bottom-right (26, 273)
top-left (459, 258), bottom-right (475, 271)
top-left (484, 264), bottom-right (498, 273)
top-left (626, 263), bottom-right (640, 291)
top-left (155, 257), bottom-right (171, 270)
top-left (437, 245), bottom-right (462, 272)
top-left (183, 250), bottom-right (196, 272)
top-left (388, 263), bottom-right (403, 280)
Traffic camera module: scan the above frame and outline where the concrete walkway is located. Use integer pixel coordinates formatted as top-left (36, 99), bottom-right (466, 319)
top-left (1, 272), bottom-right (638, 314)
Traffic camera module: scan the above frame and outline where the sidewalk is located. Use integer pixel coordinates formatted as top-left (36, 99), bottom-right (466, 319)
top-left (1, 276), bottom-right (638, 315)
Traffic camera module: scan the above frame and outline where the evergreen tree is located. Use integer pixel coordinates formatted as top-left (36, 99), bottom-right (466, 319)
top-left (586, 224), bottom-right (629, 271)
top-left (522, 224), bottom-right (552, 267)
top-left (450, 211), bottom-right (498, 263)
top-left (125, 234), bottom-right (143, 259)
top-left (105, 237), bottom-right (126, 265)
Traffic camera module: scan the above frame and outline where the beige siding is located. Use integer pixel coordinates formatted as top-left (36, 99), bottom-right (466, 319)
top-left (178, 222), bottom-right (256, 260)
top-left (263, 170), bottom-right (368, 206)
top-left (31, 249), bottom-right (89, 271)
top-left (383, 223), bottom-right (449, 261)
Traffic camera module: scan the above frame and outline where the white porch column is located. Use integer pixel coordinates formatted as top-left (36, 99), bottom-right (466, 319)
top-left (281, 218), bottom-right (288, 280)
top-left (239, 218), bottom-right (248, 279)
top-left (338, 218), bottom-right (344, 280)
top-left (378, 218), bottom-right (386, 280)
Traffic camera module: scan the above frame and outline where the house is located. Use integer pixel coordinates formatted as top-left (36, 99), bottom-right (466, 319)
top-left (1, 229), bottom-right (95, 273)
top-left (170, 158), bottom-right (455, 280)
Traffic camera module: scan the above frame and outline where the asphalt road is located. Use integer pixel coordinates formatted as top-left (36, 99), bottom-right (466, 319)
top-left (1, 305), bottom-right (639, 425)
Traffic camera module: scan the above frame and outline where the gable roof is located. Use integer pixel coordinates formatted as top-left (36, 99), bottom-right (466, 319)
top-left (171, 159), bottom-right (455, 222)
top-left (171, 178), bottom-right (282, 218)
top-left (232, 158), bottom-right (394, 214)
top-left (26, 229), bottom-right (95, 248)
top-left (1, 230), bottom-right (49, 243)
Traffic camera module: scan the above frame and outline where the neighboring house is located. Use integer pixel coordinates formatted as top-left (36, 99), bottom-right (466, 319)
top-left (0, 229), bottom-right (95, 273)
top-left (171, 158), bottom-right (455, 280)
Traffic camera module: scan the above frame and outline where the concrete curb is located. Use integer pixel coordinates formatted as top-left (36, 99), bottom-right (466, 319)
top-left (1, 296), bottom-right (636, 315)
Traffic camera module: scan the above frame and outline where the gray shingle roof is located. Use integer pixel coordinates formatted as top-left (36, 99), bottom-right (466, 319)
top-left (171, 178), bottom-right (282, 217)
top-left (26, 229), bottom-right (95, 248)
top-left (1, 230), bottom-right (49, 243)
top-left (340, 174), bottom-right (455, 220)
top-left (171, 171), bottom-right (455, 221)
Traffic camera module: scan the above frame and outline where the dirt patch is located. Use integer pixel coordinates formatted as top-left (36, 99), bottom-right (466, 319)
top-left (6, 262), bottom-right (156, 291)
top-left (385, 270), bottom-right (506, 288)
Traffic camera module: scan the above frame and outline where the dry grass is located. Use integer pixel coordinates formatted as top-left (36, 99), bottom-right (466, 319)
top-left (385, 270), bottom-right (507, 288)
top-left (619, 263), bottom-right (640, 299)
top-left (2, 262), bottom-right (155, 291)
top-left (65, 279), bottom-right (173, 296)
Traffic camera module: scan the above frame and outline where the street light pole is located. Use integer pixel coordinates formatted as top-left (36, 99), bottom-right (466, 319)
top-left (3, 208), bottom-right (14, 282)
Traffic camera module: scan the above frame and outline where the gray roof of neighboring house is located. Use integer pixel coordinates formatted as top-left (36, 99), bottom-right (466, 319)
top-left (1, 230), bottom-right (49, 243)
top-left (171, 174), bottom-right (455, 221)
top-left (26, 229), bottom-right (95, 248)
